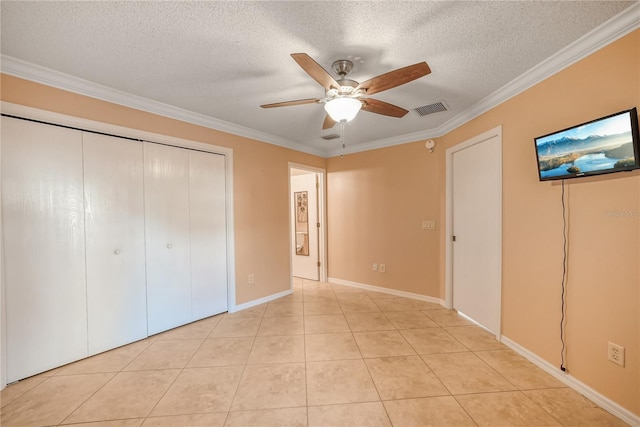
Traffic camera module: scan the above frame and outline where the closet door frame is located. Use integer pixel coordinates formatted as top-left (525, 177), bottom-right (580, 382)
top-left (0, 102), bottom-right (237, 389)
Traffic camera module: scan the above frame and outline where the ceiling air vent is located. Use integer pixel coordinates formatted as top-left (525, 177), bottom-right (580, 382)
top-left (414, 101), bottom-right (449, 117)
top-left (321, 134), bottom-right (340, 140)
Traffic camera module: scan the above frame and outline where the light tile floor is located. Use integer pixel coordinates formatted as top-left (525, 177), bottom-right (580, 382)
top-left (0, 279), bottom-right (628, 427)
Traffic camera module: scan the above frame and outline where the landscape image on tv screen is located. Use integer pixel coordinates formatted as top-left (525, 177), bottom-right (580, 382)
top-left (535, 109), bottom-right (638, 181)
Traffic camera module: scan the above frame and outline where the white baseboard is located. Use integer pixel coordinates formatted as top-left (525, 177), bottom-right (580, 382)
top-left (328, 277), bottom-right (445, 307)
top-left (501, 336), bottom-right (639, 427)
top-left (229, 289), bottom-right (292, 313)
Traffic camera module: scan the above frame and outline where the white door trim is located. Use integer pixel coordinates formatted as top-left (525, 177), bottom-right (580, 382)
top-left (445, 125), bottom-right (502, 338)
top-left (288, 163), bottom-right (327, 285)
top-left (0, 112), bottom-right (5, 390)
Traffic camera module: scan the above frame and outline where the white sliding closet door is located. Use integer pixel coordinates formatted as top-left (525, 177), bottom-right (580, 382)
top-left (189, 151), bottom-right (227, 319)
top-left (1, 117), bottom-right (88, 382)
top-left (83, 133), bottom-right (147, 354)
top-left (144, 142), bottom-right (192, 335)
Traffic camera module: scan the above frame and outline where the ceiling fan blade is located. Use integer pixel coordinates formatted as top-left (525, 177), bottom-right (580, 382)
top-left (361, 98), bottom-right (409, 118)
top-left (322, 114), bottom-right (337, 130)
top-left (260, 98), bottom-right (320, 108)
top-left (355, 62), bottom-right (431, 95)
top-left (291, 53), bottom-right (341, 91)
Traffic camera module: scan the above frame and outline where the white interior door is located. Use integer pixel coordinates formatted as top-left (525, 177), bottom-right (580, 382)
top-left (452, 134), bottom-right (501, 334)
top-left (144, 142), bottom-right (191, 335)
top-left (291, 173), bottom-right (319, 280)
top-left (2, 117), bottom-right (88, 382)
top-left (189, 150), bottom-right (227, 320)
top-left (83, 133), bottom-right (147, 355)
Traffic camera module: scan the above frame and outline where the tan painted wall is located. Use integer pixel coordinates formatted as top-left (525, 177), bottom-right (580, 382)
top-left (327, 30), bottom-right (639, 414)
top-left (0, 74), bottom-right (326, 305)
top-left (326, 141), bottom-right (441, 296)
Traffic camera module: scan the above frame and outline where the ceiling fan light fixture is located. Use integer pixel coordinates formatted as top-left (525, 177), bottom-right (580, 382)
top-left (324, 97), bottom-right (362, 122)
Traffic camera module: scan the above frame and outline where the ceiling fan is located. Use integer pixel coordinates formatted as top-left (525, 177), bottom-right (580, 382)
top-left (261, 53), bottom-right (431, 130)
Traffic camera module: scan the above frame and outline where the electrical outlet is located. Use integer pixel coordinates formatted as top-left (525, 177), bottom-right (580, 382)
top-left (608, 342), bottom-right (625, 367)
top-left (372, 263), bottom-right (378, 272)
top-left (248, 274), bottom-right (255, 284)
top-left (379, 264), bottom-right (386, 273)
top-left (422, 220), bottom-right (436, 230)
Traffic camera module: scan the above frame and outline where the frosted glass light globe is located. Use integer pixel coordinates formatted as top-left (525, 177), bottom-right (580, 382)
top-left (324, 98), bottom-right (362, 122)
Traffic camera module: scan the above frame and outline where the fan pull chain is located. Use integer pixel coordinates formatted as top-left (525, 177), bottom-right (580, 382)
top-left (340, 121), bottom-right (346, 159)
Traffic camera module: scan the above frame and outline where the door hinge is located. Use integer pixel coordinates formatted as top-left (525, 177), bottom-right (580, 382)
top-left (317, 222), bottom-right (320, 228)
top-left (317, 261), bottom-right (321, 267)
top-left (452, 235), bottom-right (457, 242)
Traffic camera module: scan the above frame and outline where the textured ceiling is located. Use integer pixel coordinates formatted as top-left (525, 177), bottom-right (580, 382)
top-left (1, 1), bottom-right (637, 156)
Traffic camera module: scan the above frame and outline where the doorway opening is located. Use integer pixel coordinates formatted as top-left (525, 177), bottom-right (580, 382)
top-left (289, 163), bottom-right (327, 287)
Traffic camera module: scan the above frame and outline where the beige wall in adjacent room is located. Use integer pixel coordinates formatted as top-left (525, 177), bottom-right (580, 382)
top-left (0, 74), bottom-right (326, 305)
top-left (326, 140), bottom-right (442, 297)
top-left (327, 30), bottom-right (639, 415)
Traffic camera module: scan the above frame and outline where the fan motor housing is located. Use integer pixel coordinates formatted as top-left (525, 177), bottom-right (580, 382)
top-left (337, 79), bottom-right (358, 92)
top-left (332, 59), bottom-right (353, 77)
top-left (331, 59), bottom-right (360, 95)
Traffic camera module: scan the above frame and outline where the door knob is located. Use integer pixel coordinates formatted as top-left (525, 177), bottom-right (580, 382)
top-left (114, 249), bottom-right (121, 255)
top-left (167, 244), bottom-right (173, 249)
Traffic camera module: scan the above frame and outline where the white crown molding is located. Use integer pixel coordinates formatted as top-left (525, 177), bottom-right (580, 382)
top-left (324, 127), bottom-right (442, 157)
top-left (2, 2), bottom-right (638, 158)
top-left (0, 55), bottom-right (327, 158)
top-left (432, 1), bottom-right (640, 140)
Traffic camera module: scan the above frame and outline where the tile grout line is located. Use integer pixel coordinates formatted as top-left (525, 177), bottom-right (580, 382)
top-left (411, 323), bottom-right (481, 427)
top-left (515, 388), bottom-right (569, 426)
top-left (0, 375), bottom-right (51, 412)
top-left (338, 283), bottom-right (457, 426)
top-left (224, 311), bottom-right (264, 419)
top-left (139, 313), bottom-right (243, 423)
top-left (56, 370), bottom-right (120, 425)
top-left (44, 335), bottom-right (162, 423)
top-left (396, 316), bottom-right (456, 400)
top-left (303, 302), bottom-right (309, 427)
top-left (359, 347), bottom-right (394, 426)
top-left (136, 321), bottom-right (216, 423)
top-left (450, 394), bottom-right (481, 427)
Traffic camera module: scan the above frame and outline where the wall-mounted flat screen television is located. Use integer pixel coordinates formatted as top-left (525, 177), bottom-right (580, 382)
top-left (534, 107), bottom-right (640, 181)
